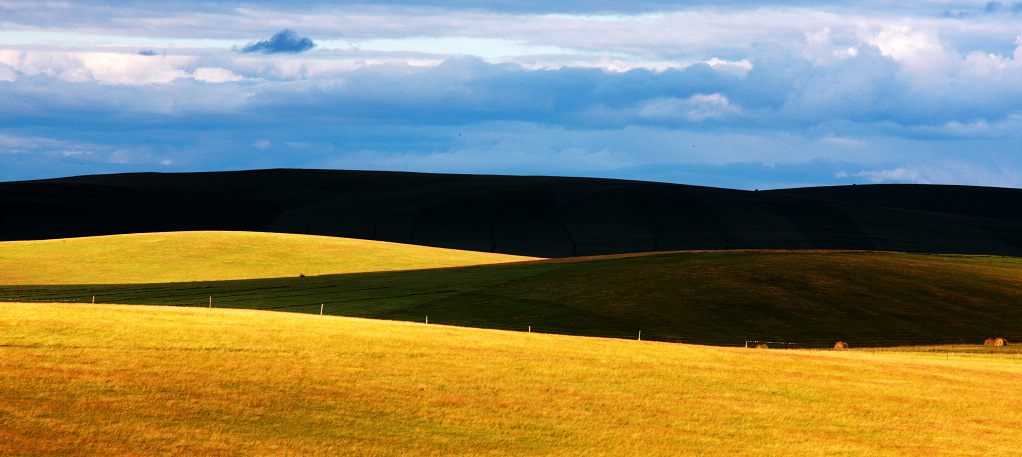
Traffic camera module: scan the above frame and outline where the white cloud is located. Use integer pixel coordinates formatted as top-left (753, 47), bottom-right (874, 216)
top-left (862, 26), bottom-right (955, 75)
top-left (192, 67), bottom-right (243, 83)
top-left (0, 133), bottom-right (67, 154)
top-left (840, 160), bottom-right (1022, 188)
top-left (803, 28), bottom-right (858, 65)
top-left (0, 50), bottom-right (195, 84)
top-left (324, 142), bottom-right (632, 175)
top-left (703, 58), bottom-right (752, 76)
top-left (0, 133), bottom-right (104, 159)
top-left (79, 52), bottom-right (192, 84)
top-left (841, 167), bottom-right (928, 183)
top-left (638, 94), bottom-right (742, 123)
top-left (0, 63), bottom-right (16, 82)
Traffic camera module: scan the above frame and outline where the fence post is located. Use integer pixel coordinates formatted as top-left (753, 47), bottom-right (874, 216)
top-left (209, 297), bottom-right (212, 308)
top-left (638, 330), bottom-right (641, 341)
top-left (320, 303), bottom-right (324, 315)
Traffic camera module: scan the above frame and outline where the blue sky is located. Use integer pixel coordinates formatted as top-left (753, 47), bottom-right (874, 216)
top-left (2, 1), bottom-right (1022, 189)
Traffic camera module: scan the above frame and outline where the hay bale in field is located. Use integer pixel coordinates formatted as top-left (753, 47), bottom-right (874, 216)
top-left (834, 341), bottom-right (849, 349)
top-left (984, 338), bottom-right (1007, 346)
top-left (755, 344), bottom-right (769, 349)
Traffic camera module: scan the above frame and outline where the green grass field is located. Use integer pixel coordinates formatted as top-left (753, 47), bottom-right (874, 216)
top-left (4, 249), bottom-right (1021, 347)
top-left (0, 231), bottom-right (539, 284)
top-left (2, 302), bottom-right (1021, 456)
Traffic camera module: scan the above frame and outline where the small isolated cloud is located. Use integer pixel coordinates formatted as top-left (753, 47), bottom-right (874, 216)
top-left (239, 30), bottom-right (315, 55)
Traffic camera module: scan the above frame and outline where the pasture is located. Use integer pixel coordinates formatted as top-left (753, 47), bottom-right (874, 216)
top-left (2, 302), bottom-right (1021, 456)
top-left (0, 231), bottom-right (539, 284)
top-left (4, 249), bottom-right (1022, 347)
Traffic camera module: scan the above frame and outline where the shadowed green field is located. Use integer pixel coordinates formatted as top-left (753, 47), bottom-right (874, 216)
top-left (5, 250), bottom-right (1021, 347)
top-left (2, 302), bottom-right (1021, 456)
top-left (0, 231), bottom-right (539, 284)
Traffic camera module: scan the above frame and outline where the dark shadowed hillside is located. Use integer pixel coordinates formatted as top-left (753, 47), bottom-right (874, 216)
top-left (2, 169), bottom-right (1022, 257)
top-left (5, 250), bottom-right (1022, 346)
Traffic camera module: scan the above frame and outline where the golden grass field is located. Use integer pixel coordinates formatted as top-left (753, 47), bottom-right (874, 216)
top-left (0, 231), bottom-right (540, 285)
top-left (2, 301), bottom-right (1021, 456)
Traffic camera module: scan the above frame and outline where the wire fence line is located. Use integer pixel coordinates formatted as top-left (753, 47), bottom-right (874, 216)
top-left (3, 289), bottom-right (1021, 350)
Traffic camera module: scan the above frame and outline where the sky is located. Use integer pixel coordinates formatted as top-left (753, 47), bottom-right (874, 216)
top-left (2, 1), bottom-right (1022, 189)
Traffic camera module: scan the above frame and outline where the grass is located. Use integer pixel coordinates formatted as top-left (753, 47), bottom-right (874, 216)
top-left (2, 301), bottom-right (1022, 456)
top-left (3, 250), bottom-right (1021, 347)
top-left (0, 231), bottom-right (539, 284)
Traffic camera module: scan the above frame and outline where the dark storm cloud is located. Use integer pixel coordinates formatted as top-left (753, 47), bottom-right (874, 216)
top-left (239, 30), bottom-right (315, 54)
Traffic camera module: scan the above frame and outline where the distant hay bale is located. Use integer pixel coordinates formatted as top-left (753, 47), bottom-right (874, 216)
top-left (834, 341), bottom-right (849, 349)
top-left (983, 338), bottom-right (1008, 346)
top-left (755, 344), bottom-right (769, 349)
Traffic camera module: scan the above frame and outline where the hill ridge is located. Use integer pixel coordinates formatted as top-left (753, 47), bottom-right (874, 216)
top-left (0, 230), bottom-right (538, 285)
top-left (3, 169), bottom-right (1022, 257)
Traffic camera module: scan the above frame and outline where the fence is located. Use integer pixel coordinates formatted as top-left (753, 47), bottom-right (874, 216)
top-left (3, 283), bottom-right (1021, 350)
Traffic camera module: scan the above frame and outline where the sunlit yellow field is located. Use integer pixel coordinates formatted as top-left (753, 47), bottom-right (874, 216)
top-left (0, 231), bottom-right (540, 284)
top-left (2, 302), bottom-right (1021, 456)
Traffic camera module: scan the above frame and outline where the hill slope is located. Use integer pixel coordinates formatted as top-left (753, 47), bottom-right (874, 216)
top-left (0, 231), bottom-right (538, 285)
top-left (3, 169), bottom-right (1022, 257)
top-left (5, 250), bottom-right (1021, 346)
top-left (3, 302), bottom-right (1021, 456)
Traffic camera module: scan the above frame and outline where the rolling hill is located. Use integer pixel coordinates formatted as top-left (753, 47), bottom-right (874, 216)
top-left (0, 231), bottom-right (539, 285)
top-left (5, 250), bottom-right (1021, 347)
top-left (4, 302), bottom-right (1022, 456)
top-left (4, 169), bottom-right (1022, 257)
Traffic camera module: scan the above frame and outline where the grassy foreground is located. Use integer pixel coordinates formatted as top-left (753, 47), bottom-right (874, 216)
top-left (0, 231), bottom-right (539, 284)
top-left (2, 302), bottom-right (1022, 456)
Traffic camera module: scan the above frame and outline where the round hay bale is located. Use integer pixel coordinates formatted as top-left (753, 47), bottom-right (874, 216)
top-left (755, 344), bottom-right (769, 349)
top-left (834, 341), bottom-right (849, 349)
top-left (984, 338), bottom-right (1008, 346)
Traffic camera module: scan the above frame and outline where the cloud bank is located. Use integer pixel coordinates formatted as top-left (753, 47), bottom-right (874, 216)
top-left (2, 1), bottom-right (1022, 189)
